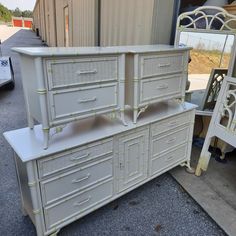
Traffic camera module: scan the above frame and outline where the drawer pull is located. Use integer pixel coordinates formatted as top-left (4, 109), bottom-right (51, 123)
top-left (158, 63), bottom-right (171, 68)
top-left (166, 137), bottom-right (177, 144)
top-left (70, 153), bottom-right (90, 161)
top-left (74, 196), bottom-right (91, 207)
top-left (167, 155), bottom-right (175, 161)
top-left (168, 121), bottom-right (177, 127)
top-left (78, 97), bottom-right (97, 103)
top-left (72, 173), bottom-right (91, 183)
top-left (156, 84), bottom-right (168, 90)
top-left (76, 69), bottom-right (97, 75)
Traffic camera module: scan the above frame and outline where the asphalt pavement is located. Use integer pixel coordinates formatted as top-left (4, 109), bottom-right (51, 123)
top-left (0, 28), bottom-right (227, 236)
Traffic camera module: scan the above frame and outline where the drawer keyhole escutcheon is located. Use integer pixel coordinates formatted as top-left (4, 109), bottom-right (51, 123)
top-left (78, 97), bottom-right (97, 103)
top-left (76, 69), bottom-right (98, 75)
top-left (70, 153), bottom-right (90, 161)
top-left (72, 173), bottom-right (91, 184)
top-left (74, 196), bottom-right (91, 207)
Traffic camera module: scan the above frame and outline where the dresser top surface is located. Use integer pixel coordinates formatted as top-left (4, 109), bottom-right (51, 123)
top-left (12, 44), bottom-right (191, 57)
top-left (4, 102), bottom-right (197, 162)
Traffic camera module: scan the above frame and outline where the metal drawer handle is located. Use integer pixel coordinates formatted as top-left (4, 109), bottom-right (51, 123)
top-left (70, 153), bottom-right (90, 161)
top-left (166, 137), bottom-right (177, 144)
top-left (168, 121), bottom-right (177, 126)
top-left (74, 196), bottom-right (91, 207)
top-left (158, 63), bottom-right (171, 68)
top-left (76, 69), bottom-right (97, 75)
top-left (167, 155), bottom-right (175, 161)
top-left (156, 84), bottom-right (168, 90)
top-left (72, 173), bottom-right (91, 184)
top-left (78, 97), bottom-right (97, 103)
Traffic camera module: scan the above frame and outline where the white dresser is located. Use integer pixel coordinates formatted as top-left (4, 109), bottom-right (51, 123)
top-left (13, 47), bottom-right (127, 149)
top-left (125, 46), bottom-right (189, 123)
top-left (13, 45), bottom-right (190, 148)
top-left (4, 101), bottom-right (196, 236)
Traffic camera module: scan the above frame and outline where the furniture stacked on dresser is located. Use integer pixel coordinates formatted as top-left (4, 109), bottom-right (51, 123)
top-left (4, 45), bottom-right (196, 236)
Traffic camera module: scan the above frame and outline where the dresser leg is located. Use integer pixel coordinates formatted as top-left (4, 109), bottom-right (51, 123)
top-left (120, 111), bottom-right (127, 126)
top-left (43, 128), bottom-right (50, 150)
top-left (28, 115), bottom-right (34, 129)
top-left (195, 136), bottom-right (212, 176)
top-left (185, 160), bottom-right (195, 174)
top-left (133, 109), bottom-right (138, 124)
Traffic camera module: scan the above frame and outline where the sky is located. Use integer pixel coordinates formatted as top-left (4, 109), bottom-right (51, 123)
top-left (0, 0), bottom-right (36, 11)
top-left (180, 32), bottom-right (234, 53)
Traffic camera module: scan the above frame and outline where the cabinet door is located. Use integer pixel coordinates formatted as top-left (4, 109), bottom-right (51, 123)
top-left (117, 128), bottom-right (149, 192)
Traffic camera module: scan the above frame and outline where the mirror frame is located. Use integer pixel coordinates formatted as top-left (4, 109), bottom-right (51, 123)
top-left (175, 6), bottom-right (236, 115)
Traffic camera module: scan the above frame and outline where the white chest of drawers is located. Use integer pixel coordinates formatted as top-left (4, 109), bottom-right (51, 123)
top-left (4, 101), bottom-right (196, 236)
top-left (13, 45), bottom-right (191, 149)
top-left (13, 48), bottom-right (126, 149)
top-left (125, 47), bottom-right (189, 123)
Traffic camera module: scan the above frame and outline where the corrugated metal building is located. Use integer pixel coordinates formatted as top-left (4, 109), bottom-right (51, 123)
top-left (33, 0), bottom-right (177, 47)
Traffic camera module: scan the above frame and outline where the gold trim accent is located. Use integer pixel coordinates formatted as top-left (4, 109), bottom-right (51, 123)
top-left (33, 209), bottom-right (40, 215)
top-left (37, 89), bottom-right (47, 94)
top-left (28, 181), bottom-right (36, 187)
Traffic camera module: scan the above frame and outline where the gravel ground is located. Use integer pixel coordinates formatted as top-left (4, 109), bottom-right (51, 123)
top-left (0, 28), bottom-right (227, 236)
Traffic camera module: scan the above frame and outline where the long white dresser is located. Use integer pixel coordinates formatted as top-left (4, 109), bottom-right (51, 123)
top-left (4, 101), bottom-right (196, 236)
top-left (12, 45), bottom-right (190, 149)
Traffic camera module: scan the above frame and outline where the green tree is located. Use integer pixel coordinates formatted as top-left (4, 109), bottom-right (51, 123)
top-left (0, 3), bottom-right (12, 22)
top-left (12, 7), bottom-right (22, 17)
top-left (22, 10), bottom-right (33, 18)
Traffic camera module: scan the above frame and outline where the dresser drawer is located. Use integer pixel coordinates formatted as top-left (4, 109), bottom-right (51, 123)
top-left (139, 75), bottom-right (182, 104)
top-left (151, 126), bottom-right (189, 156)
top-left (44, 180), bottom-right (113, 230)
top-left (49, 83), bottom-right (118, 121)
top-left (150, 144), bottom-right (188, 176)
top-left (46, 57), bottom-right (118, 89)
top-left (151, 112), bottom-right (191, 137)
top-left (140, 53), bottom-right (184, 78)
top-left (40, 157), bottom-right (113, 205)
top-left (37, 138), bottom-right (113, 178)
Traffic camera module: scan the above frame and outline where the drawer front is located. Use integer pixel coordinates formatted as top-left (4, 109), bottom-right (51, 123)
top-left (141, 53), bottom-right (184, 78)
top-left (49, 83), bottom-right (118, 120)
top-left (150, 144), bottom-right (188, 176)
top-left (46, 57), bottom-right (118, 89)
top-left (151, 112), bottom-right (191, 136)
top-left (140, 75), bottom-right (182, 104)
top-left (151, 126), bottom-right (189, 156)
top-left (44, 180), bottom-right (113, 230)
top-left (41, 157), bottom-right (113, 205)
top-left (38, 139), bottom-right (113, 178)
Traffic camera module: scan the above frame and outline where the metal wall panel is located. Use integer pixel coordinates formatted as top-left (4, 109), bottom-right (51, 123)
top-left (39, 0), bottom-right (47, 41)
top-left (71, 0), bottom-right (97, 46)
top-left (151, 0), bottom-right (175, 44)
top-left (100, 0), bottom-right (175, 46)
top-left (44, 0), bottom-right (57, 46)
top-left (100, 0), bottom-right (155, 46)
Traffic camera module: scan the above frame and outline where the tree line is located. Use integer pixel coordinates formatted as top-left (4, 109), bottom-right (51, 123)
top-left (0, 4), bottom-right (32, 23)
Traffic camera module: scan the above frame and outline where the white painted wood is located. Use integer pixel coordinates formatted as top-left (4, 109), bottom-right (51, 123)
top-left (44, 179), bottom-right (113, 230)
top-left (196, 76), bottom-right (236, 176)
top-left (5, 102), bottom-right (196, 236)
top-left (3, 101), bottom-right (196, 162)
top-left (37, 138), bottom-right (113, 178)
top-left (15, 51), bottom-right (126, 149)
top-left (125, 49), bottom-right (190, 123)
top-left (40, 157), bottom-right (113, 205)
top-left (116, 127), bottom-right (149, 192)
top-left (46, 56), bottom-right (118, 89)
top-left (12, 45), bottom-right (192, 57)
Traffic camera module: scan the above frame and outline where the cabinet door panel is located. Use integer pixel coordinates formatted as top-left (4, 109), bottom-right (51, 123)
top-left (118, 128), bottom-right (149, 192)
